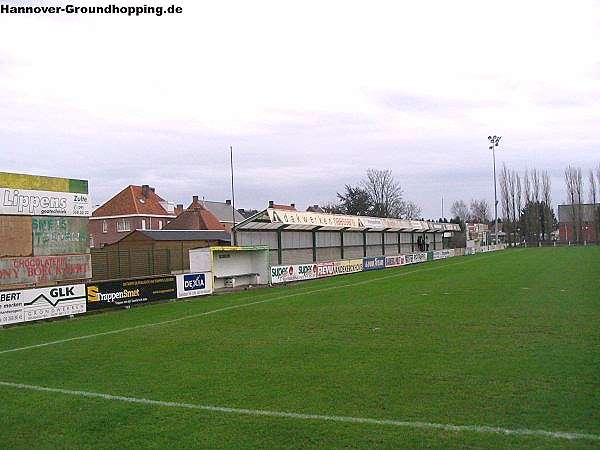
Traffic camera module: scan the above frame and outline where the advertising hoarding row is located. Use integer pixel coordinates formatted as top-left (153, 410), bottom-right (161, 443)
top-left (433, 249), bottom-right (455, 260)
top-left (0, 284), bottom-right (86, 325)
top-left (266, 208), bottom-right (460, 232)
top-left (270, 251), bottom-right (433, 284)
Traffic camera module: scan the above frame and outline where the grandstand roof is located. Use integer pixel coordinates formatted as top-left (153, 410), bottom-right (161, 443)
top-left (234, 208), bottom-right (460, 232)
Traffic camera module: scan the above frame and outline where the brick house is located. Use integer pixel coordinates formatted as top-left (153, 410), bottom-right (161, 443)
top-left (164, 196), bottom-right (225, 231)
top-left (90, 185), bottom-right (180, 248)
top-left (558, 203), bottom-right (599, 243)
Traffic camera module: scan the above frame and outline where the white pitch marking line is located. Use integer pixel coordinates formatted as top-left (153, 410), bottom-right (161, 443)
top-left (0, 254), bottom-right (500, 355)
top-left (0, 381), bottom-right (597, 442)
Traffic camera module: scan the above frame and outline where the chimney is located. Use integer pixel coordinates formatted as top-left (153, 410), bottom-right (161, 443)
top-left (150, 187), bottom-right (155, 193)
top-left (141, 184), bottom-right (150, 197)
top-left (177, 203), bottom-right (183, 210)
top-left (314, 204), bottom-right (318, 208)
top-left (225, 199), bottom-right (231, 205)
top-left (290, 203), bottom-right (296, 209)
top-left (192, 195), bottom-right (199, 203)
top-left (268, 200), bottom-right (274, 208)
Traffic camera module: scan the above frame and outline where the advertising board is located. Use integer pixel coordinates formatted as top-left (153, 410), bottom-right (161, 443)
top-left (404, 252), bottom-right (428, 265)
top-left (176, 272), bottom-right (213, 298)
top-left (0, 284), bottom-right (86, 325)
top-left (32, 216), bottom-right (89, 256)
top-left (0, 187), bottom-right (91, 217)
top-left (331, 259), bottom-right (363, 275)
top-left (0, 216), bottom-right (32, 257)
top-left (0, 254), bottom-right (92, 286)
top-left (0, 172), bottom-right (87, 194)
top-left (317, 261), bottom-right (335, 278)
top-left (270, 263), bottom-right (318, 284)
top-left (363, 256), bottom-right (385, 271)
top-left (86, 275), bottom-right (176, 309)
top-left (433, 249), bottom-right (455, 260)
top-left (384, 255), bottom-right (406, 268)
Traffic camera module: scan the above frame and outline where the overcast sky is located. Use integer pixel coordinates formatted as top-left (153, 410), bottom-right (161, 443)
top-left (1, 0), bottom-right (599, 218)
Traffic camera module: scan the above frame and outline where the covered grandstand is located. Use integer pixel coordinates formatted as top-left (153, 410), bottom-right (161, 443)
top-left (234, 208), bottom-right (460, 265)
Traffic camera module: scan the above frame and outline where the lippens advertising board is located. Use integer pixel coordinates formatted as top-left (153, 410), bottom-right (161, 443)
top-left (0, 284), bottom-right (86, 325)
top-left (0, 254), bottom-right (92, 286)
top-left (271, 263), bottom-right (318, 284)
top-left (0, 187), bottom-right (91, 217)
top-left (86, 275), bottom-right (176, 309)
top-left (176, 272), bottom-right (213, 298)
top-left (363, 256), bottom-right (385, 271)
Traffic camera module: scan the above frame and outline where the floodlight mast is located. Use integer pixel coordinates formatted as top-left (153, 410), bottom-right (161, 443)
top-left (487, 135), bottom-right (501, 245)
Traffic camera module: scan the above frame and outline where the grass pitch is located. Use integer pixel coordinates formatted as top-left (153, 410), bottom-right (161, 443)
top-left (1, 247), bottom-right (599, 449)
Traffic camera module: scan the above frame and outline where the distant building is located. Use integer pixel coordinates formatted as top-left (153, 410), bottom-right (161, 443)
top-left (165, 197), bottom-right (225, 231)
top-left (306, 205), bottom-right (325, 213)
top-left (558, 204), bottom-right (599, 243)
top-left (238, 208), bottom-right (260, 219)
top-left (268, 200), bottom-right (297, 211)
top-left (199, 199), bottom-right (246, 233)
top-left (90, 185), bottom-right (179, 248)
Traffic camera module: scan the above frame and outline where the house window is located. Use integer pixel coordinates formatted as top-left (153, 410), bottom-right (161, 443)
top-left (102, 220), bottom-right (108, 233)
top-left (158, 220), bottom-right (163, 229)
top-left (117, 219), bottom-right (131, 232)
top-left (141, 219), bottom-right (146, 230)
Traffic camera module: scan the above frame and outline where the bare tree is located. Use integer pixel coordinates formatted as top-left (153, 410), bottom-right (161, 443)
top-left (541, 171), bottom-right (553, 241)
top-left (361, 169), bottom-right (403, 218)
top-left (451, 200), bottom-right (470, 222)
top-left (565, 165), bottom-right (584, 243)
top-left (399, 200), bottom-right (422, 219)
top-left (589, 168), bottom-right (597, 204)
top-left (515, 172), bottom-right (522, 242)
top-left (499, 165), bottom-right (512, 245)
top-left (469, 199), bottom-right (491, 224)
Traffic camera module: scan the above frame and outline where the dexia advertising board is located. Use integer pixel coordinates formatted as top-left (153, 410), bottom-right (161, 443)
top-left (0, 284), bottom-right (86, 325)
top-left (86, 275), bottom-right (176, 310)
top-left (176, 272), bottom-right (213, 298)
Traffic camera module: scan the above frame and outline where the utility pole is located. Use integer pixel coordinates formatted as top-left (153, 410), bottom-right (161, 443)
top-left (488, 135), bottom-right (501, 244)
top-left (230, 146), bottom-right (237, 246)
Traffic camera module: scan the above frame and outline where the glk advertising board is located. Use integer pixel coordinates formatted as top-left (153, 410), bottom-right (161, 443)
top-left (176, 272), bottom-right (213, 298)
top-left (86, 275), bottom-right (176, 309)
top-left (0, 187), bottom-right (91, 217)
top-left (384, 255), bottom-right (406, 268)
top-left (32, 217), bottom-right (89, 256)
top-left (271, 263), bottom-right (318, 284)
top-left (363, 256), bottom-right (385, 271)
top-left (0, 284), bottom-right (86, 325)
top-left (0, 254), bottom-right (92, 286)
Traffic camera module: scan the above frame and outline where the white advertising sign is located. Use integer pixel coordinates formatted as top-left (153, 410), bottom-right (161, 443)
top-left (0, 187), bottom-right (91, 217)
top-left (176, 272), bottom-right (213, 298)
top-left (270, 263), bottom-right (318, 284)
top-left (404, 252), bottom-right (428, 264)
top-left (384, 255), bottom-right (406, 268)
top-left (433, 249), bottom-right (455, 260)
top-left (0, 284), bottom-right (86, 325)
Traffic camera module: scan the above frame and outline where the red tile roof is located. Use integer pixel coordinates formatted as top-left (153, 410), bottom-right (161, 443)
top-left (270, 203), bottom-right (297, 211)
top-left (93, 185), bottom-right (175, 217)
top-left (163, 199), bottom-right (225, 231)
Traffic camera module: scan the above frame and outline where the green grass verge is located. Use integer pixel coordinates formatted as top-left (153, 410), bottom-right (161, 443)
top-left (1, 247), bottom-right (599, 449)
